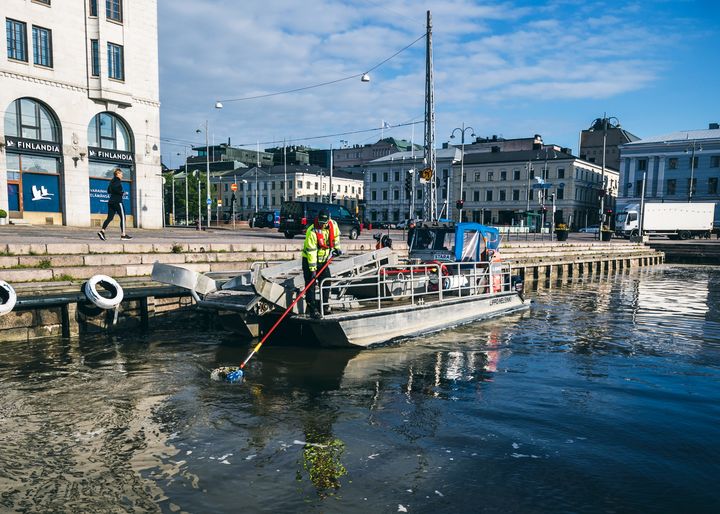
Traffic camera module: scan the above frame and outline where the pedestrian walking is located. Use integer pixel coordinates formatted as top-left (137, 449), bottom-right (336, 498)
top-left (98, 168), bottom-right (132, 240)
top-left (302, 209), bottom-right (341, 318)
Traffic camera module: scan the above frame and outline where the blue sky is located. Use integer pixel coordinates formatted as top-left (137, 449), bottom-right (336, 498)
top-left (158, 0), bottom-right (720, 168)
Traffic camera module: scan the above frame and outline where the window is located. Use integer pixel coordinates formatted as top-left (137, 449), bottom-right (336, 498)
top-left (557, 168), bottom-right (565, 179)
top-left (667, 179), bottom-right (676, 195)
top-left (5, 98), bottom-right (59, 141)
top-left (394, 171), bottom-right (400, 182)
top-left (690, 156), bottom-right (699, 169)
top-left (530, 168), bottom-right (535, 179)
top-left (711, 156), bottom-right (720, 168)
top-left (687, 178), bottom-right (696, 195)
top-left (499, 190), bottom-right (506, 201)
top-left (486, 190), bottom-right (493, 201)
top-left (32, 26), bottom-right (52, 67)
top-left (636, 179), bottom-right (644, 194)
top-left (556, 189), bottom-right (564, 200)
top-left (106, 0), bottom-right (123, 22)
top-left (668, 157), bottom-right (678, 170)
top-left (513, 169), bottom-right (520, 180)
top-left (512, 189), bottom-right (520, 201)
top-left (88, 112), bottom-right (131, 150)
top-left (107, 42), bottom-right (124, 80)
top-left (314, 182), bottom-right (318, 190)
top-left (474, 172), bottom-right (481, 182)
top-left (383, 172), bottom-right (388, 182)
top-left (637, 159), bottom-right (648, 171)
top-left (488, 171), bottom-right (494, 181)
top-left (393, 190), bottom-right (399, 200)
top-left (473, 190), bottom-right (480, 202)
top-left (91, 39), bottom-right (99, 76)
top-left (371, 173), bottom-right (377, 182)
top-left (371, 190), bottom-right (377, 200)
top-left (500, 171), bottom-right (507, 181)
top-left (709, 178), bottom-right (718, 195)
top-left (382, 190), bottom-right (388, 200)
top-left (6, 19), bottom-right (27, 61)
top-left (90, 0), bottom-right (98, 16)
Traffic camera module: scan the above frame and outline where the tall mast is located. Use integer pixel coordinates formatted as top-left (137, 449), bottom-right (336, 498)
top-left (423, 10), bottom-right (437, 221)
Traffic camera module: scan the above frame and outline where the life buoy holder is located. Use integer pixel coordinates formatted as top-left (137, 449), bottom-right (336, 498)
top-left (0, 280), bottom-right (17, 316)
top-left (83, 275), bottom-right (124, 310)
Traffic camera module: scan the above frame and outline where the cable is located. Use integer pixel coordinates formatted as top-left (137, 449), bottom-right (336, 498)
top-left (217, 33), bottom-right (426, 103)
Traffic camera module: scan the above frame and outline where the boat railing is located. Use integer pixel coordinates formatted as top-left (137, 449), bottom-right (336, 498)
top-left (318, 260), bottom-right (513, 316)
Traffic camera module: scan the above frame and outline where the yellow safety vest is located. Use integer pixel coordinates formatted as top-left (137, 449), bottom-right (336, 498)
top-left (302, 220), bottom-right (341, 270)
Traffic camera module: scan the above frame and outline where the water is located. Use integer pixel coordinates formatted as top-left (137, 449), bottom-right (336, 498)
top-left (1, 265), bottom-right (719, 513)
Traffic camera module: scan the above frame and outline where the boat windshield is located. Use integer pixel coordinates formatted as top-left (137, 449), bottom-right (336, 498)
top-left (410, 228), bottom-right (455, 252)
top-left (461, 230), bottom-right (482, 261)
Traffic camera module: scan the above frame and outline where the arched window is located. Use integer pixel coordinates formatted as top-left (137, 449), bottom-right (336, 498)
top-left (4, 98), bottom-right (63, 217)
top-left (88, 112), bottom-right (131, 151)
top-left (4, 97), bottom-right (59, 142)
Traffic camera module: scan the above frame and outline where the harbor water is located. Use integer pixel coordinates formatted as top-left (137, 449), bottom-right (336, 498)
top-left (1, 265), bottom-right (719, 513)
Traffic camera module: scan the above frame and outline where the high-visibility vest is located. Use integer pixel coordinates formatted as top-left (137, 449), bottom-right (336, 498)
top-left (302, 219), bottom-right (341, 270)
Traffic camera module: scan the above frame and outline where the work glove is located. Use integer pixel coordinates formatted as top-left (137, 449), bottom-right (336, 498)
top-left (332, 248), bottom-right (342, 257)
top-left (310, 270), bottom-right (317, 280)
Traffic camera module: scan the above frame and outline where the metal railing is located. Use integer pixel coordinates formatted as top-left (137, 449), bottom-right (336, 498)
top-left (318, 260), bottom-right (513, 316)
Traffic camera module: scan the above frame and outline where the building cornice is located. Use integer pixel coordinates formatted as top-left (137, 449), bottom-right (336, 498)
top-left (0, 69), bottom-right (160, 108)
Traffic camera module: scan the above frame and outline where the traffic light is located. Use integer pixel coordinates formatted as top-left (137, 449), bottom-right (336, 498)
top-left (605, 208), bottom-right (613, 215)
top-left (405, 173), bottom-right (412, 195)
top-left (456, 200), bottom-right (464, 210)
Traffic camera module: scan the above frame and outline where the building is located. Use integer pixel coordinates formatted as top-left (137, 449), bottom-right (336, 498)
top-left (363, 148), bottom-right (460, 223)
top-left (1, 0), bottom-right (162, 227)
top-left (617, 123), bottom-right (720, 212)
top-left (457, 147), bottom-right (618, 229)
top-left (219, 164), bottom-right (364, 220)
top-left (187, 143), bottom-right (273, 168)
top-left (579, 118), bottom-right (639, 171)
top-left (332, 138), bottom-right (422, 169)
top-left (458, 134), bottom-right (544, 155)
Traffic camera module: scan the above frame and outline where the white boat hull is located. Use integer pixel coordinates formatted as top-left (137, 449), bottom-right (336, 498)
top-left (305, 292), bottom-right (530, 348)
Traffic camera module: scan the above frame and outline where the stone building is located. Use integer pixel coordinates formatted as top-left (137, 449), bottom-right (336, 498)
top-left (617, 123), bottom-right (720, 213)
top-left (1, 0), bottom-right (162, 228)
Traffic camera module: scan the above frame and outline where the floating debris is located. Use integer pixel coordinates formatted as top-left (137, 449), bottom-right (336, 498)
top-left (435, 490), bottom-right (444, 497)
top-left (398, 505), bottom-right (408, 512)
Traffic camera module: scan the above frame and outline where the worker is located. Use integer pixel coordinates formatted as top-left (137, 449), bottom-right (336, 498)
top-left (302, 209), bottom-right (342, 317)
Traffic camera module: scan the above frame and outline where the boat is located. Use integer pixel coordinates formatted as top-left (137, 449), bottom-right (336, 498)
top-left (151, 222), bottom-right (529, 348)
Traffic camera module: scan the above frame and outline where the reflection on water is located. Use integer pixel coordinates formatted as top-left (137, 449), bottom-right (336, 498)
top-left (0, 265), bottom-right (719, 513)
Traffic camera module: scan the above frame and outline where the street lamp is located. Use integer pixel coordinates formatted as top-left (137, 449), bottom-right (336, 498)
top-left (590, 114), bottom-right (620, 237)
top-left (685, 139), bottom-right (702, 202)
top-left (196, 121), bottom-right (211, 227)
top-left (450, 123), bottom-right (475, 222)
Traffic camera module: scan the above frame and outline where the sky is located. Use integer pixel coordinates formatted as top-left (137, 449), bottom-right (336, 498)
top-left (158, 0), bottom-right (720, 169)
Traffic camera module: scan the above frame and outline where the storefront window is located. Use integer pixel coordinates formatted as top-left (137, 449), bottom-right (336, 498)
top-left (5, 97), bottom-right (59, 142)
top-left (87, 112), bottom-right (134, 216)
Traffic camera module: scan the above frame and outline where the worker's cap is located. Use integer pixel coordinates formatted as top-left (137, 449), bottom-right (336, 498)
top-left (318, 209), bottom-right (330, 224)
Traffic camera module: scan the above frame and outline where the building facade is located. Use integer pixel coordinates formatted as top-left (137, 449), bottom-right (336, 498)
top-left (617, 123), bottom-right (720, 213)
top-left (457, 148), bottom-right (618, 229)
top-left (363, 148), bottom-right (460, 223)
top-left (216, 165), bottom-right (364, 220)
top-left (332, 138), bottom-right (422, 169)
top-left (1, 0), bottom-right (162, 228)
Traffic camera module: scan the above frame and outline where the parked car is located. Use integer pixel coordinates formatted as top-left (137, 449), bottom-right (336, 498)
top-left (279, 201), bottom-right (361, 239)
top-left (579, 225), bottom-right (600, 233)
top-left (251, 210), bottom-right (280, 228)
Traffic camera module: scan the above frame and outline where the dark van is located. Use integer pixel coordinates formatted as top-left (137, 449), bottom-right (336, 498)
top-left (279, 201), bottom-right (361, 239)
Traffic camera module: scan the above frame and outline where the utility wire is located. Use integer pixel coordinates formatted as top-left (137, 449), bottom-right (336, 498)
top-left (217, 33), bottom-right (426, 103)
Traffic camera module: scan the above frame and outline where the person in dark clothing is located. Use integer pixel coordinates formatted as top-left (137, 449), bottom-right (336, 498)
top-left (98, 168), bottom-right (132, 240)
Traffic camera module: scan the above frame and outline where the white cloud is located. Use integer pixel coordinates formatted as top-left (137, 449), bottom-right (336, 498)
top-left (158, 0), bottom-right (705, 163)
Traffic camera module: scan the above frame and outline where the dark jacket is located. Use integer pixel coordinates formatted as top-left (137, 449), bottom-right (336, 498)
top-left (107, 176), bottom-right (124, 204)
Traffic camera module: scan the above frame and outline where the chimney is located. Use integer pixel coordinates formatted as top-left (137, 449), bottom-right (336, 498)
top-left (562, 147), bottom-right (571, 154)
top-left (228, 137), bottom-right (231, 146)
top-left (710, 122), bottom-right (719, 130)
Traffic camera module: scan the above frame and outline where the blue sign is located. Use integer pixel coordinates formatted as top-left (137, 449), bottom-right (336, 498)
top-left (558, 182), bottom-right (565, 189)
top-left (22, 173), bottom-right (60, 212)
top-left (532, 183), bottom-right (553, 190)
top-left (206, 198), bottom-right (212, 205)
top-left (89, 178), bottom-right (132, 214)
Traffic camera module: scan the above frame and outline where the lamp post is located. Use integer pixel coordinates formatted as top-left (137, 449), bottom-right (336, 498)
top-left (685, 139), bottom-right (702, 202)
top-left (255, 141), bottom-right (260, 215)
top-left (195, 121), bottom-right (211, 227)
top-left (193, 169), bottom-right (201, 229)
top-left (177, 150), bottom-right (190, 225)
top-left (283, 138), bottom-right (287, 202)
top-left (590, 114), bottom-right (620, 238)
top-left (450, 123), bottom-right (475, 222)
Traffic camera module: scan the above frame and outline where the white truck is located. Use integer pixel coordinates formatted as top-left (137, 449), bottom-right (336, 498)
top-left (615, 203), bottom-right (715, 240)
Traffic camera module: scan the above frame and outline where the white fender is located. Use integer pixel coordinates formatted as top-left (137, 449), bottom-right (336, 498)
top-left (0, 280), bottom-right (17, 316)
top-left (84, 275), bottom-right (124, 310)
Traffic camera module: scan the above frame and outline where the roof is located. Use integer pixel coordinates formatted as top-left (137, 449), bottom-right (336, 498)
top-left (463, 149), bottom-right (577, 165)
top-left (625, 128), bottom-right (720, 145)
top-left (369, 147), bottom-right (460, 163)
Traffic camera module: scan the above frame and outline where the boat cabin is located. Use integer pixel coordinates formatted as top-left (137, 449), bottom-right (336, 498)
top-left (408, 222), bottom-right (501, 263)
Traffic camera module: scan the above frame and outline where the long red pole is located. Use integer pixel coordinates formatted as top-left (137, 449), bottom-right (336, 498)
top-left (239, 256), bottom-right (334, 369)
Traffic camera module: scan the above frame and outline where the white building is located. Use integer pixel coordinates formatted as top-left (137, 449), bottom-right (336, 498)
top-left (0, 0), bottom-right (162, 227)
